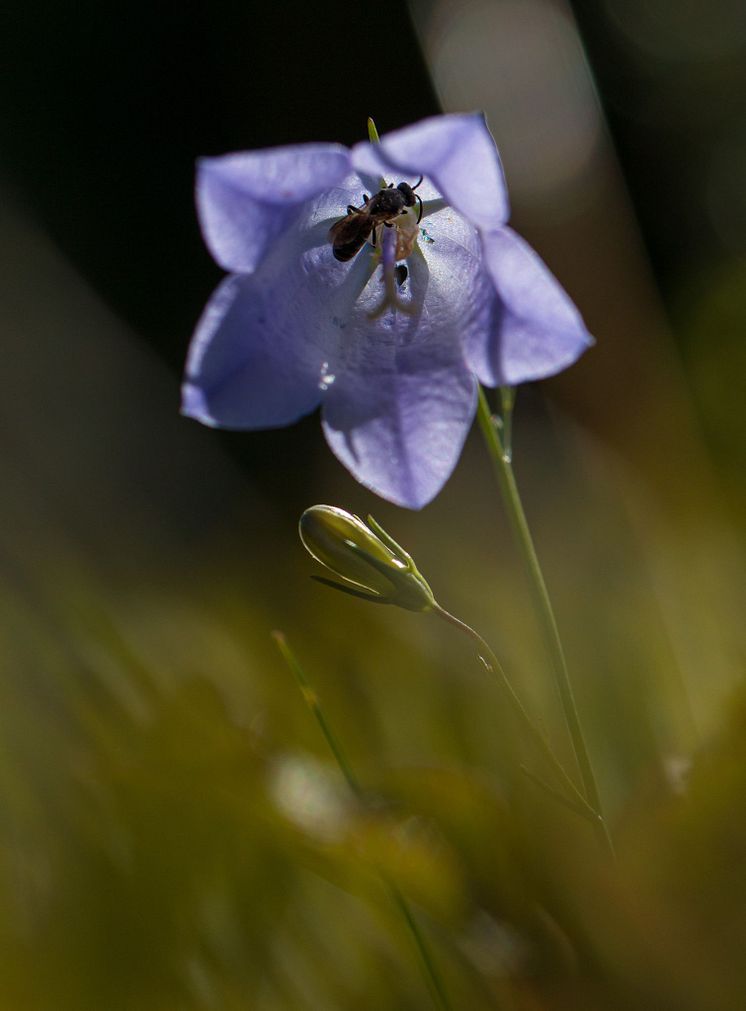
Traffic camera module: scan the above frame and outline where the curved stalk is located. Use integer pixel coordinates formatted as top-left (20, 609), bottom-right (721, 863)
top-left (431, 605), bottom-right (598, 826)
top-left (475, 387), bottom-right (615, 858)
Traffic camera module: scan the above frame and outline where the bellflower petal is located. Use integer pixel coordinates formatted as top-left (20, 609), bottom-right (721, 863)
top-left (322, 344), bottom-right (476, 510)
top-left (197, 144), bottom-right (351, 273)
top-left (352, 113), bottom-right (509, 231)
top-left (320, 241), bottom-right (479, 509)
top-left (184, 174), bottom-right (390, 429)
top-left (182, 273), bottom-right (322, 429)
top-left (463, 227), bottom-right (593, 386)
top-left (184, 115), bottom-right (593, 508)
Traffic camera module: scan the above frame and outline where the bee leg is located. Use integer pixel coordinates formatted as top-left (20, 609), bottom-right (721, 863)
top-left (346, 205), bottom-right (359, 214)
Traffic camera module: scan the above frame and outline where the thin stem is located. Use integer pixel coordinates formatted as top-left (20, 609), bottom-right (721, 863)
top-left (519, 765), bottom-right (597, 822)
top-left (272, 632), bottom-right (454, 1011)
top-left (386, 881), bottom-right (454, 1011)
top-left (476, 387), bottom-right (615, 858)
top-left (273, 630), bottom-right (362, 798)
top-left (431, 605), bottom-right (597, 824)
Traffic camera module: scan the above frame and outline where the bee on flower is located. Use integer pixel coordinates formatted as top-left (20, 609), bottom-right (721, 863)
top-left (182, 114), bottom-right (592, 508)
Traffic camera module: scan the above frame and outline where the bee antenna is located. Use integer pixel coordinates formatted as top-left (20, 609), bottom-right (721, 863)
top-left (412, 175), bottom-right (423, 190)
top-left (415, 192), bottom-right (423, 224)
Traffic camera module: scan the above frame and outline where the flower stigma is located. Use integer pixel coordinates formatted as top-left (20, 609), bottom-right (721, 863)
top-left (368, 216), bottom-right (419, 320)
top-left (327, 150), bottom-right (430, 320)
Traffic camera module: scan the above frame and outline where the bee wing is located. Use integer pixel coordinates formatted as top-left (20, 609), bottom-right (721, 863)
top-left (329, 211), bottom-right (373, 262)
top-left (328, 213), bottom-right (365, 243)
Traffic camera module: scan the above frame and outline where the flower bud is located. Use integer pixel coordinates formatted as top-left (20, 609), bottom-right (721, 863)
top-left (299, 505), bottom-right (436, 612)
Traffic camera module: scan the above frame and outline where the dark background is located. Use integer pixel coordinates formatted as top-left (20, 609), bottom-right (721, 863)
top-left (5, 0), bottom-right (745, 333)
top-left (2, 0), bottom-right (440, 366)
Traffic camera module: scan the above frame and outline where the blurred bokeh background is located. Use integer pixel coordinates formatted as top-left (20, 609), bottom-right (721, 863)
top-left (1, 0), bottom-right (744, 1007)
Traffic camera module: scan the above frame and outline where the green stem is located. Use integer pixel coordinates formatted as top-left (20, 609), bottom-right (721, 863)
top-left (273, 630), bottom-right (362, 798)
top-left (272, 632), bottom-right (454, 1011)
top-left (386, 881), bottom-right (454, 1011)
top-left (476, 387), bottom-right (614, 858)
top-left (518, 764), bottom-right (598, 821)
top-left (431, 605), bottom-right (597, 825)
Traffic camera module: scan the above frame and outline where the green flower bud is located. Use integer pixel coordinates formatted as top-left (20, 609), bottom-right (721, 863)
top-left (299, 505), bottom-right (436, 612)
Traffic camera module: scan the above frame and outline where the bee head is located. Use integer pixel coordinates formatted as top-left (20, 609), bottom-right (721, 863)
top-left (396, 182), bottom-right (417, 207)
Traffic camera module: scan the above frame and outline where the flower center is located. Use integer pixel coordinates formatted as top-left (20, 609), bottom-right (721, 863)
top-left (326, 178), bottom-right (444, 319)
top-left (368, 217), bottom-right (419, 320)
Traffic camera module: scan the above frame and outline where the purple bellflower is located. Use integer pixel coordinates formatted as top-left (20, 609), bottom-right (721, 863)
top-left (182, 114), bottom-right (592, 509)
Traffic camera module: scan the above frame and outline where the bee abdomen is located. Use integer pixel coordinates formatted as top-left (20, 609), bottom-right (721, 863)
top-left (332, 238), bottom-right (367, 262)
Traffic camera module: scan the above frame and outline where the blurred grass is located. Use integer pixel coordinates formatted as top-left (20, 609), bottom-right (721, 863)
top-left (2, 401), bottom-right (745, 1009)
